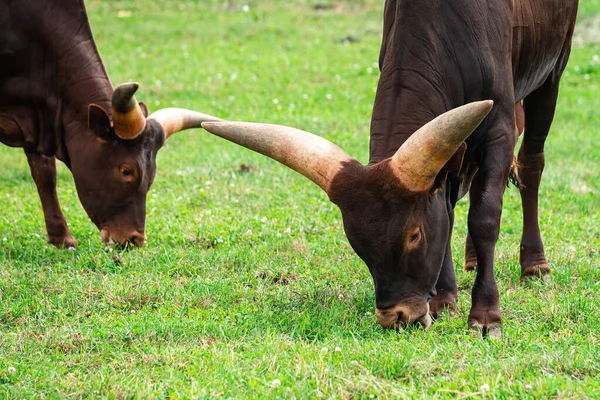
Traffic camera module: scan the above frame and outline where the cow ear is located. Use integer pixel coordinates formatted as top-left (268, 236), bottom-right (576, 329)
top-left (139, 101), bottom-right (149, 118)
top-left (88, 104), bottom-right (113, 142)
top-left (430, 142), bottom-right (467, 195)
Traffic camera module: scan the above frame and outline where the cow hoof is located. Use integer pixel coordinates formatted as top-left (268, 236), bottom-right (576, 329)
top-left (49, 235), bottom-right (78, 249)
top-left (429, 293), bottom-right (457, 319)
top-left (465, 260), bottom-right (477, 272)
top-left (520, 264), bottom-right (551, 281)
top-left (469, 321), bottom-right (502, 339)
top-left (468, 309), bottom-right (502, 339)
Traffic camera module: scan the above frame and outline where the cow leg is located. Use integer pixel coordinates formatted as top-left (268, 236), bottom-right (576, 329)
top-left (517, 79), bottom-right (559, 280)
top-left (25, 150), bottom-right (77, 248)
top-left (464, 231), bottom-right (478, 272)
top-left (467, 118), bottom-right (515, 338)
top-left (429, 229), bottom-right (458, 319)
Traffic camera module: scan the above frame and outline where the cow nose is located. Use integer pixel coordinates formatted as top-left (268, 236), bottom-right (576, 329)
top-left (101, 228), bottom-right (145, 249)
top-left (375, 304), bottom-right (432, 330)
top-left (376, 307), bottom-right (409, 328)
top-left (125, 232), bottom-right (146, 248)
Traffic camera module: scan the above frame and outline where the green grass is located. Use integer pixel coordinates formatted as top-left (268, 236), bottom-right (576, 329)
top-left (1, 1), bottom-right (599, 398)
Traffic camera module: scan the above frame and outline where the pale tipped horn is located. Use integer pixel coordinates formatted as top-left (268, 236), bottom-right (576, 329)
top-left (111, 82), bottom-right (146, 140)
top-left (200, 122), bottom-right (356, 193)
top-left (148, 108), bottom-right (222, 140)
top-left (391, 100), bottom-right (494, 192)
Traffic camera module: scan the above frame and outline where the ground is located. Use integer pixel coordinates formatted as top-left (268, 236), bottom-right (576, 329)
top-left (1, 0), bottom-right (599, 398)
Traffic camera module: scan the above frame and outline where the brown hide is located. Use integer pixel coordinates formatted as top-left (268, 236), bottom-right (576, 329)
top-left (0, 0), bottom-right (219, 248)
top-left (201, 0), bottom-right (578, 331)
top-left (362, 0), bottom-right (578, 329)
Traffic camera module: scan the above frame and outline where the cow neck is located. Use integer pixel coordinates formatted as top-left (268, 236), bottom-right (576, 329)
top-left (368, 0), bottom-right (483, 166)
top-left (58, 1), bottom-right (114, 166)
top-left (368, 70), bottom-right (455, 166)
top-left (34, 0), bottom-right (113, 166)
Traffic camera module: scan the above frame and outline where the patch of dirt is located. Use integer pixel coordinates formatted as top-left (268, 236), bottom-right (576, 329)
top-left (46, 333), bottom-right (88, 354)
top-left (186, 235), bottom-right (220, 250)
top-left (338, 35), bottom-right (360, 44)
top-left (312, 3), bottom-right (335, 11)
top-left (256, 270), bottom-right (298, 285)
top-left (573, 14), bottom-right (600, 45)
top-left (239, 163), bottom-right (257, 174)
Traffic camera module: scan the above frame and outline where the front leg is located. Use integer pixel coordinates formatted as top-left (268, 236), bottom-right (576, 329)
top-left (467, 120), bottom-right (515, 338)
top-left (430, 209), bottom-right (458, 319)
top-left (25, 150), bottom-right (77, 248)
top-left (464, 232), bottom-right (478, 272)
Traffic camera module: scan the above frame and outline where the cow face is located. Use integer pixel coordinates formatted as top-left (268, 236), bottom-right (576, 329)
top-left (329, 160), bottom-right (452, 329)
top-left (200, 100), bottom-right (492, 329)
top-left (70, 105), bottom-right (164, 248)
top-left (68, 83), bottom-right (221, 248)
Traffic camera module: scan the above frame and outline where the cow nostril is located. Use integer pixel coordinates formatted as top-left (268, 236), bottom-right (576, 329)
top-left (376, 308), bottom-right (403, 329)
top-left (128, 233), bottom-right (145, 248)
top-left (396, 310), bottom-right (406, 324)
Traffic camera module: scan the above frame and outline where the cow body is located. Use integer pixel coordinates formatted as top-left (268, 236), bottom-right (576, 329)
top-left (367, 0), bottom-right (578, 332)
top-left (0, 1), bottom-right (111, 157)
top-left (199, 0), bottom-right (579, 335)
top-left (0, 0), bottom-right (218, 248)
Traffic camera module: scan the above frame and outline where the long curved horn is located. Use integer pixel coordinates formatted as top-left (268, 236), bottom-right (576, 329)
top-left (391, 100), bottom-right (493, 192)
top-left (201, 122), bottom-right (356, 193)
top-left (148, 108), bottom-right (222, 140)
top-left (111, 82), bottom-right (147, 140)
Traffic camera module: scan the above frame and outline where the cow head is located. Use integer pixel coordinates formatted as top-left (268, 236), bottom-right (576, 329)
top-left (69, 82), bottom-right (221, 248)
top-left (201, 100), bottom-right (492, 328)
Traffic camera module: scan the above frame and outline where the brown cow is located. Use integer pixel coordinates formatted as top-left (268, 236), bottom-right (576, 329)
top-left (201, 0), bottom-right (578, 337)
top-left (0, 0), bottom-right (220, 248)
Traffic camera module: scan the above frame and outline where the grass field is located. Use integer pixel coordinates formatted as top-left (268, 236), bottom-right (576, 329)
top-left (1, 1), bottom-right (599, 398)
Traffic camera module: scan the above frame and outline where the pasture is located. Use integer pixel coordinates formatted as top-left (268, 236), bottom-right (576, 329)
top-left (1, 0), bottom-right (599, 397)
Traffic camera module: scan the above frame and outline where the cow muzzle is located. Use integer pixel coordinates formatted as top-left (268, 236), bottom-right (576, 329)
top-left (100, 228), bottom-right (146, 249)
top-left (375, 302), bottom-right (432, 330)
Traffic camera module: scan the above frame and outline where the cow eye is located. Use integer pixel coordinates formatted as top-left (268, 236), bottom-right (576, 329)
top-left (410, 230), bottom-right (421, 243)
top-left (406, 227), bottom-right (422, 251)
top-left (120, 166), bottom-right (135, 179)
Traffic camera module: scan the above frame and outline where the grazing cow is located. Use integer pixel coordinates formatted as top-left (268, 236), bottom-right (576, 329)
top-left (0, 0), bottom-right (220, 248)
top-left (201, 0), bottom-right (578, 336)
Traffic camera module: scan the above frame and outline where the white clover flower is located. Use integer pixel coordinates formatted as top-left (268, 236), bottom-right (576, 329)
top-left (480, 384), bottom-right (490, 392)
top-left (117, 10), bottom-right (132, 18)
top-left (7, 366), bottom-right (16, 374)
top-left (271, 379), bottom-right (281, 388)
